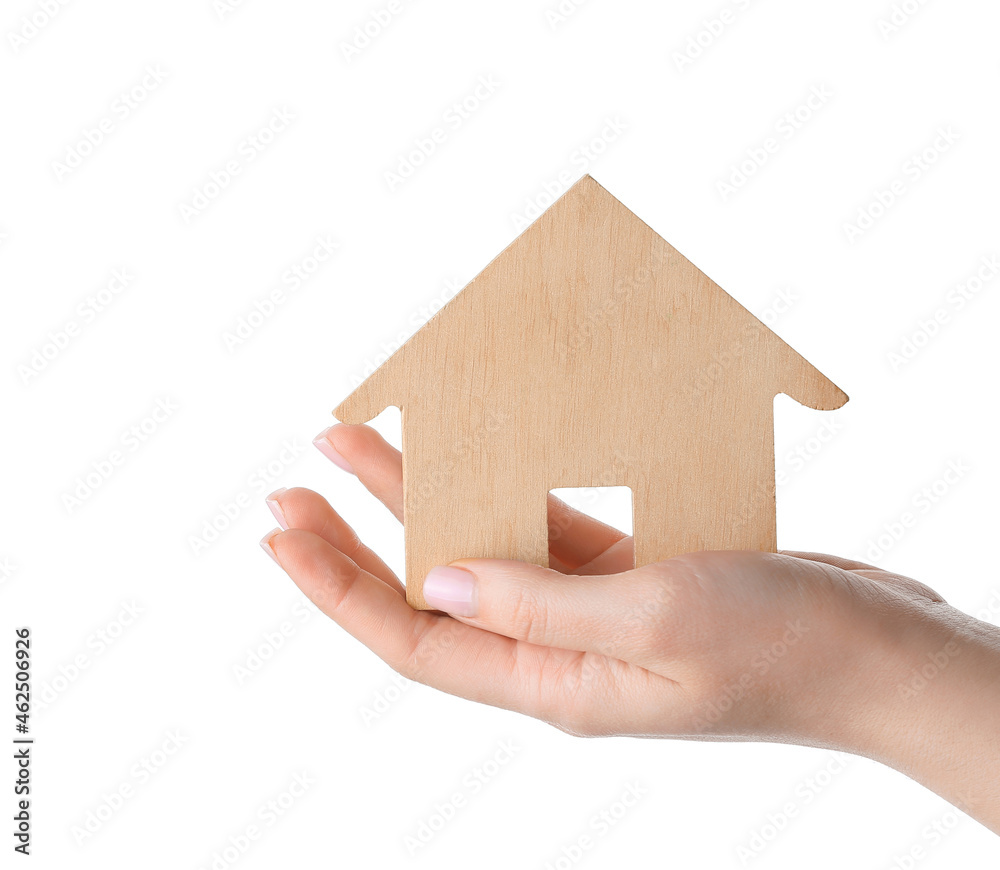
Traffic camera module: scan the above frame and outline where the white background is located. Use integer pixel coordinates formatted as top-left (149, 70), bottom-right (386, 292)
top-left (2, 0), bottom-right (999, 867)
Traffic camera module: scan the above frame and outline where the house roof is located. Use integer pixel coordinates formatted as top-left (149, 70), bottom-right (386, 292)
top-left (335, 175), bottom-right (847, 425)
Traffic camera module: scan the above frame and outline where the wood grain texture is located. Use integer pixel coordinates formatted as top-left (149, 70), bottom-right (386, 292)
top-left (335, 175), bottom-right (848, 609)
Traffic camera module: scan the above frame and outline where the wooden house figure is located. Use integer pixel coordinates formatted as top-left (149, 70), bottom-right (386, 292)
top-left (335, 175), bottom-right (847, 609)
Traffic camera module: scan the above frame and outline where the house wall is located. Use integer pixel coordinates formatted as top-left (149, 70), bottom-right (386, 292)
top-left (373, 178), bottom-right (823, 607)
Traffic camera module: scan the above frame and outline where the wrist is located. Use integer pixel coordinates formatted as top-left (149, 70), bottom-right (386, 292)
top-left (843, 599), bottom-right (1000, 830)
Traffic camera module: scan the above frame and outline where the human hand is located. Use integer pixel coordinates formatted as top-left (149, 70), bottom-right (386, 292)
top-left (261, 423), bottom-right (1000, 832)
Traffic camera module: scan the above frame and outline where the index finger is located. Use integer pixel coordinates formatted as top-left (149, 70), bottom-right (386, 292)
top-left (268, 527), bottom-right (589, 722)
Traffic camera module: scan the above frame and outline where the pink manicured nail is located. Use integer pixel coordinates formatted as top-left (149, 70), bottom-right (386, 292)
top-left (265, 487), bottom-right (289, 529)
top-left (313, 426), bottom-right (354, 474)
top-left (423, 566), bottom-right (478, 617)
top-left (260, 529), bottom-right (281, 565)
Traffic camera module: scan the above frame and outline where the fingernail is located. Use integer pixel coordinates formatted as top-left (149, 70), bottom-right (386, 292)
top-left (313, 426), bottom-right (354, 474)
top-left (423, 566), bottom-right (478, 617)
top-left (260, 529), bottom-right (281, 565)
top-left (265, 487), bottom-right (289, 529)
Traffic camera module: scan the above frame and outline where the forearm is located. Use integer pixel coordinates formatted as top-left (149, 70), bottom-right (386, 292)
top-left (854, 604), bottom-right (1000, 833)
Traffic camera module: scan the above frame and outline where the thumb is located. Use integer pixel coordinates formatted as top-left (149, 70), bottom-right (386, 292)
top-left (420, 559), bottom-right (669, 660)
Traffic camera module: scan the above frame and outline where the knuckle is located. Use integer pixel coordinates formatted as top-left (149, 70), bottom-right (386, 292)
top-left (311, 557), bottom-right (362, 613)
top-left (395, 654), bottom-right (425, 687)
top-left (536, 686), bottom-right (596, 737)
top-left (395, 636), bottom-right (430, 685)
top-left (550, 718), bottom-right (598, 739)
top-left (653, 553), bottom-right (712, 611)
top-left (552, 656), bottom-right (603, 738)
top-left (396, 622), bottom-right (460, 687)
top-left (505, 582), bottom-right (550, 644)
top-left (555, 705), bottom-right (600, 738)
top-left (662, 550), bottom-right (712, 584)
top-left (608, 572), bottom-right (679, 655)
top-left (338, 530), bottom-right (366, 562)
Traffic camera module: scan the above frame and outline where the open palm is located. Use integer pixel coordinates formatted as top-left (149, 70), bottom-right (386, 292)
top-left (262, 423), bottom-right (945, 745)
